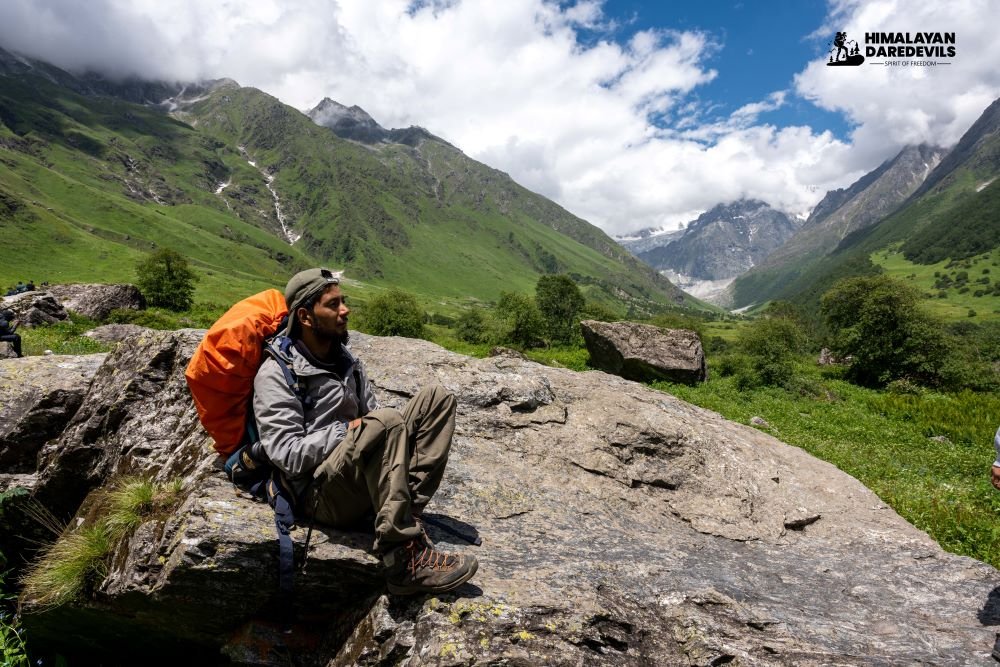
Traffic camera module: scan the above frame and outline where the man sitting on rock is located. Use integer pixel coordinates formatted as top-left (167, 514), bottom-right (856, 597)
top-left (252, 268), bottom-right (478, 595)
top-left (0, 309), bottom-right (22, 358)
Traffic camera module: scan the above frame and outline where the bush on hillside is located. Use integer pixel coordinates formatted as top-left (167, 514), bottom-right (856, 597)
top-left (821, 275), bottom-right (949, 388)
top-left (736, 317), bottom-right (810, 389)
top-left (484, 292), bottom-right (545, 348)
top-left (135, 249), bottom-right (198, 312)
top-left (535, 274), bottom-right (585, 345)
top-left (360, 289), bottom-right (425, 339)
top-left (455, 309), bottom-right (486, 344)
top-left (578, 300), bottom-right (621, 323)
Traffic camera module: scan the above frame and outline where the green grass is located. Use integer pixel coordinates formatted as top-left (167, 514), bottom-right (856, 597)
top-left (1, 71), bottom-right (696, 317)
top-left (20, 523), bottom-right (111, 609)
top-left (19, 315), bottom-right (111, 356)
top-left (20, 478), bottom-right (184, 609)
top-left (0, 574), bottom-right (27, 667)
top-left (872, 246), bottom-right (1000, 322)
top-left (656, 361), bottom-right (1000, 567)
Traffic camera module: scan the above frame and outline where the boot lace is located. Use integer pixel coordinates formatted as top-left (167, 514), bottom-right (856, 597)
top-left (406, 539), bottom-right (456, 574)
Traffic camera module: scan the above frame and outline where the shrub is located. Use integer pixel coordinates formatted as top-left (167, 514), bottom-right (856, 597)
top-left (455, 309), bottom-right (486, 344)
top-left (484, 292), bottom-right (545, 348)
top-left (360, 289), bottom-right (425, 339)
top-left (135, 248), bottom-right (198, 312)
top-left (715, 352), bottom-right (750, 378)
top-left (735, 317), bottom-right (808, 388)
top-left (578, 300), bottom-right (620, 323)
top-left (886, 378), bottom-right (924, 395)
top-left (535, 275), bottom-right (584, 345)
top-left (821, 275), bottom-right (950, 388)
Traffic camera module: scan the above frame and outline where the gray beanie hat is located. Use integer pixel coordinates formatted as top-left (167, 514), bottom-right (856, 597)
top-left (283, 267), bottom-right (341, 335)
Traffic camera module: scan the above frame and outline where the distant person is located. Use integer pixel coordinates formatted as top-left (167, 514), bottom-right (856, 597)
top-left (0, 309), bottom-right (21, 358)
top-left (991, 426), bottom-right (1000, 491)
top-left (25, 280), bottom-right (35, 291)
top-left (13, 281), bottom-right (26, 294)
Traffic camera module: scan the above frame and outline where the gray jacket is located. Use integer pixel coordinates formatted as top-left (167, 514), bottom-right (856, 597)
top-left (253, 340), bottom-right (379, 495)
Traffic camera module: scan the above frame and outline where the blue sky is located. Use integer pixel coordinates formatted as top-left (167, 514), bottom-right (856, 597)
top-left (1, 0), bottom-right (998, 234)
top-left (595, 0), bottom-right (853, 139)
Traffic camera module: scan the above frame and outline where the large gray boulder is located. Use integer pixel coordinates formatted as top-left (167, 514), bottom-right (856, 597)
top-left (47, 283), bottom-right (146, 321)
top-left (0, 354), bottom-right (106, 472)
top-left (581, 319), bottom-right (707, 384)
top-left (11, 332), bottom-right (999, 665)
top-left (1, 291), bottom-right (68, 327)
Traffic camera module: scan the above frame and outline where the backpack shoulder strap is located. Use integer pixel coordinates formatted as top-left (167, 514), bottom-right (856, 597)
top-left (264, 336), bottom-right (314, 409)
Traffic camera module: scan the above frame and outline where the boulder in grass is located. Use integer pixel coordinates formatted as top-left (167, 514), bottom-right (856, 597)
top-left (1, 291), bottom-right (68, 327)
top-left (47, 283), bottom-right (146, 321)
top-left (580, 319), bottom-right (707, 384)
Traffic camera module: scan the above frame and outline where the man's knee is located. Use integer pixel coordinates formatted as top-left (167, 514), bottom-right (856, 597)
top-left (366, 408), bottom-right (404, 431)
top-left (419, 384), bottom-right (456, 410)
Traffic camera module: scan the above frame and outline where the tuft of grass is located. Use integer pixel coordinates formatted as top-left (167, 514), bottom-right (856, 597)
top-left (19, 477), bottom-right (185, 609)
top-left (104, 479), bottom-right (157, 540)
top-left (20, 524), bottom-right (111, 609)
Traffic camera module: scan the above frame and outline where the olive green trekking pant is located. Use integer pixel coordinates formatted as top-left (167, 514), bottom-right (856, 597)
top-left (311, 384), bottom-right (456, 553)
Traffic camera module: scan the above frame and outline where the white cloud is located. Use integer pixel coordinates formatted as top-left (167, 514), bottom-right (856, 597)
top-left (795, 0), bottom-right (1000, 170)
top-left (0, 0), bottom-right (997, 236)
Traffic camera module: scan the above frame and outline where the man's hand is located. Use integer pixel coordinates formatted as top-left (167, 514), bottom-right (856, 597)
top-left (349, 418), bottom-right (362, 430)
top-left (991, 465), bottom-right (1000, 491)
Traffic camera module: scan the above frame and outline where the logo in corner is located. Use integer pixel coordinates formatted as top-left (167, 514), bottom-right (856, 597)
top-left (826, 31), bottom-right (865, 66)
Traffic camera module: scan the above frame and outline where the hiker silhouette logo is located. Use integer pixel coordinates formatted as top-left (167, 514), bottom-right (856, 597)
top-left (827, 31), bottom-right (865, 66)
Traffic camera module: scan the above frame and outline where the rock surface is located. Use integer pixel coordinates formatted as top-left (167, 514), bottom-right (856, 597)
top-left (8, 331), bottom-right (999, 666)
top-left (82, 323), bottom-right (151, 345)
top-left (1, 291), bottom-right (68, 327)
top-left (47, 283), bottom-right (146, 320)
top-left (0, 354), bottom-right (106, 472)
top-left (581, 319), bottom-right (707, 384)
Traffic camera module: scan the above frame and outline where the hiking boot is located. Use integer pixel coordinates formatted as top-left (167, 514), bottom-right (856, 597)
top-left (382, 538), bottom-right (478, 596)
top-left (412, 509), bottom-right (433, 547)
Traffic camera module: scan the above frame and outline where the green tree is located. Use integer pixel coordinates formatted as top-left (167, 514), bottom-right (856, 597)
top-left (821, 275), bottom-right (949, 387)
top-left (737, 316), bottom-right (809, 387)
top-left (455, 309), bottom-right (486, 344)
top-left (135, 248), bottom-right (198, 311)
top-left (485, 292), bottom-right (545, 348)
top-left (362, 288), bottom-right (425, 338)
top-left (535, 275), bottom-right (584, 344)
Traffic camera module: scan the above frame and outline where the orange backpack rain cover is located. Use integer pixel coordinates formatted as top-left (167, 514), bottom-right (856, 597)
top-left (185, 289), bottom-right (288, 455)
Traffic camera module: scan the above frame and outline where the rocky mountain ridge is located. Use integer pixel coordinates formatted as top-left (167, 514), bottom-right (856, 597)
top-left (307, 97), bottom-right (440, 147)
top-left (631, 200), bottom-right (800, 303)
top-left (725, 144), bottom-right (947, 309)
top-left (1, 331), bottom-right (997, 665)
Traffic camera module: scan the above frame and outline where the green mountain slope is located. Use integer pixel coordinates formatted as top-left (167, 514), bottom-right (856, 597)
top-left (176, 82), bottom-right (690, 312)
top-left (0, 72), bottom-right (311, 303)
top-left (0, 48), bottom-right (692, 315)
top-left (759, 97), bottom-right (1000, 320)
top-left (726, 144), bottom-right (947, 309)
